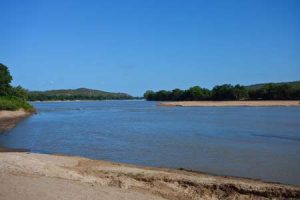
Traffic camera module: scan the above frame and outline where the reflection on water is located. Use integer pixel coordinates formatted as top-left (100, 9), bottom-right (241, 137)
top-left (1, 100), bottom-right (300, 185)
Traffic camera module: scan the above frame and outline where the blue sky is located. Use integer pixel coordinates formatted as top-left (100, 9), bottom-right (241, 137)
top-left (1, 0), bottom-right (299, 96)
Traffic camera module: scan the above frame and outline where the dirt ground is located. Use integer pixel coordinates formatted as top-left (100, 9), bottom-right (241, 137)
top-left (0, 152), bottom-right (299, 200)
top-left (0, 110), bottom-right (31, 133)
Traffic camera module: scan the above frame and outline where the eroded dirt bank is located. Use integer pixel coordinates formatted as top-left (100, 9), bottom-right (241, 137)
top-left (159, 101), bottom-right (300, 107)
top-left (0, 110), bottom-right (31, 133)
top-left (0, 110), bottom-right (32, 152)
top-left (0, 152), bottom-right (299, 200)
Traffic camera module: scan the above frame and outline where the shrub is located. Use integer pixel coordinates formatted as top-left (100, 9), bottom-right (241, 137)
top-left (0, 96), bottom-right (35, 112)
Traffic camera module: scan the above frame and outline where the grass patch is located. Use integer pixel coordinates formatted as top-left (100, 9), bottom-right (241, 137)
top-left (0, 96), bottom-right (35, 112)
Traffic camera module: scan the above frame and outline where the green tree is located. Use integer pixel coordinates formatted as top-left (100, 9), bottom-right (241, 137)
top-left (170, 88), bottom-right (184, 101)
top-left (155, 90), bottom-right (171, 101)
top-left (211, 84), bottom-right (235, 100)
top-left (143, 82), bottom-right (297, 101)
top-left (273, 84), bottom-right (291, 100)
top-left (144, 90), bottom-right (155, 100)
top-left (259, 84), bottom-right (292, 100)
top-left (185, 86), bottom-right (211, 100)
top-left (188, 86), bottom-right (203, 100)
top-left (233, 84), bottom-right (248, 100)
top-left (290, 89), bottom-right (300, 100)
top-left (11, 86), bottom-right (29, 100)
top-left (0, 64), bottom-right (34, 112)
top-left (0, 63), bottom-right (13, 96)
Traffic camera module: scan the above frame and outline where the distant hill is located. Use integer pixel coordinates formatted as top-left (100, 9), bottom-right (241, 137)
top-left (246, 81), bottom-right (300, 90)
top-left (28, 88), bottom-right (133, 101)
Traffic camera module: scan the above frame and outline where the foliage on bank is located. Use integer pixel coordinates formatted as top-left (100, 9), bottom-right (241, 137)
top-left (28, 88), bottom-right (133, 101)
top-left (144, 82), bottom-right (300, 101)
top-left (0, 63), bottom-right (35, 111)
top-left (0, 96), bottom-right (35, 112)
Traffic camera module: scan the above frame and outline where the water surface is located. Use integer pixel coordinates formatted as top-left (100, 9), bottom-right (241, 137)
top-left (1, 100), bottom-right (300, 185)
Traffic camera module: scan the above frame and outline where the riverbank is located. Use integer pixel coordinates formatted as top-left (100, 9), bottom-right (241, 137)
top-left (0, 109), bottom-right (32, 133)
top-left (0, 152), bottom-right (299, 200)
top-left (0, 109), bottom-right (32, 152)
top-left (159, 100), bottom-right (300, 107)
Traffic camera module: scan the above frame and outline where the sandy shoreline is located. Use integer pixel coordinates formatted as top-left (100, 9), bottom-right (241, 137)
top-left (0, 152), bottom-right (299, 200)
top-left (0, 109), bottom-right (32, 133)
top-left (0, 110), bottom-right (32, 152)
top-left (159, 100), bottom-right (300, 107)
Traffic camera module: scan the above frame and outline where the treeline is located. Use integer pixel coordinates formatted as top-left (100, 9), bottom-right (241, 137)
top-left (28, 94), bottom-right (131, 101)
top-left (28, 88), bottom-right (133, 101)
top-left (28, 93), bottom-right (133, 101)
top-left (144, 83), bottom-right (300, 101)
top-left (0, 63), bottom-right (35, 111)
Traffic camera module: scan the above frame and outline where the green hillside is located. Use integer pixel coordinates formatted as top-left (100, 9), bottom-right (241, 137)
top-left (246, 81), bottom-right (300, 90)
top-left (28, 88), bottom-right (133, 101)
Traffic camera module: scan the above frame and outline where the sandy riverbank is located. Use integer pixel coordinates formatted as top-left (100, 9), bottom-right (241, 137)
top-left (0, 109), bottom-right (32, 152)
top-left (159, 101), bottom-right (300, 107)
top-left (0, 152), bottom-right (299, 200)
top-left (0, 109), bottom-right (32, 133)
